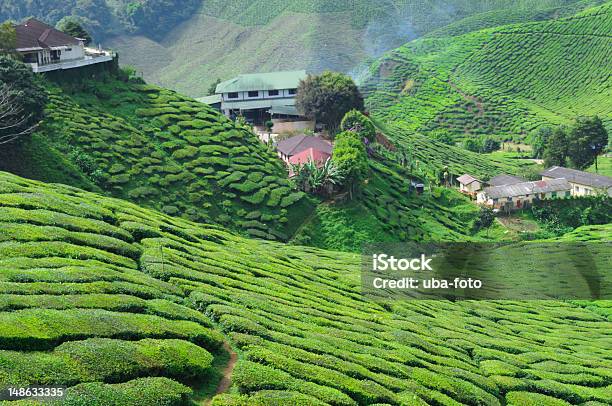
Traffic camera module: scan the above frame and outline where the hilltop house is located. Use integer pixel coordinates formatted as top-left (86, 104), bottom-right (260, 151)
top-left (215, 70), bottom-right (314, 132)
top-left (14, 19), bottom-right (113, 73)
top-left (540, 166), bottom-right (612, 196)
top-left (276, 135), bottom-right (332, 169)
top-left (477, 178), bottom-right (571, 211)
top-left (457, 174), bottom-right (482, 196)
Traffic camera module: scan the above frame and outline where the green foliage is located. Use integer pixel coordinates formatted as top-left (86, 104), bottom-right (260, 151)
top-left (364, 4), bottom-right (612, 144)
top-left (0, 56), bottom-right (48, 143)
top-left (0, 170), bottom-right (609, 406)
top-left (332, 131), bottom-right (369, 196)
top-left (341, 109), bottom-right (376, 141)
top-left (56, 17), bottom-right (92, 45)
top-left (544, 126), bottom-right (569, 167)
top-left (567, 116), bottom-right (608, 170)
top-left (529, 126), bottom-right (553, 159)
top-left (531, 195), bottom-right (611, 233)
top-left (473, 206), bottom-right (495, 234)
top-left (296, 71), bottom-right (363, 132)
top-left (4, 76), bottom-right (311, 240)
top-left (0, 21), bottom-right (17, 57)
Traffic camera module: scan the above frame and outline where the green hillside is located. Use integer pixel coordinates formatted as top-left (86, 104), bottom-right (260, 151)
top-left (102, 0), bottom-right (588, 96)
top-left (0, 170), bottom-right (610, 405)
top-left (363, 2), bottom-right (612, 141)
top-left (0, 77), bottom-right (310, 241)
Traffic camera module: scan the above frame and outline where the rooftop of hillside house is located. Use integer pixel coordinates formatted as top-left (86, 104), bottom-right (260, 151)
top-left (216, 70), bottom-right (307, 93)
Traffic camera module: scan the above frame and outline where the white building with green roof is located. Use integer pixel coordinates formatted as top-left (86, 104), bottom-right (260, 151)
top-left (215, 70), bottom-right (308, 124)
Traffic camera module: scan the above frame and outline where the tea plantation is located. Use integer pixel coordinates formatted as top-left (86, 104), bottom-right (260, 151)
top-left (0, 170), bottom-right (609, 405)
top-left (0, 77), bottom-right (310, 242)
top-left (363, 2), bottom-right (612, 141)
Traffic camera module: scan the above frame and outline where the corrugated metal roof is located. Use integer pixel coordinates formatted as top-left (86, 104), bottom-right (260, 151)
top-left (216, 70), bottom-right (307, 93)
top-left (196, 94), bottom-right (221, 105)
top-left (221, 97), bottom-right (296, 111)
top-left (483, 178), bottom-right (571, 199)
top-left (457, 174), bottom-right (480, 185)
top-left (488, 174), bottom-right (527, 186)
top-left (540, 166), bottom-right (612, 188)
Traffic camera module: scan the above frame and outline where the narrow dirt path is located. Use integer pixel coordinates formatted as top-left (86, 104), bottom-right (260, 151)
top-left (204, 341), bottom-right (238, 405)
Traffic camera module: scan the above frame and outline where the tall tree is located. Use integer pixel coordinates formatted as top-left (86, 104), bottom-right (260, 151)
top-left (296, 71), bottom-right (364, 134)
top-left (567, 116), bottom-right (608, 171)
top-left (332, 130), bottom-right (369, 199)
top-left (530, 126), bottom-right (552, 159)
top-left (0, 56), bottom-right (47, 145)
top-left (56, 17), bottom-right (92, 45)
top-left (0, 21), bottom-right (18, 59)
top-left (543, 126), bottom-right (568, 167)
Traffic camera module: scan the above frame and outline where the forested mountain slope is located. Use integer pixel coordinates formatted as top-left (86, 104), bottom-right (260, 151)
top-left (363, 2), bottom-right (612, 141)
top-left (0, 170), bottom-right (610, 405)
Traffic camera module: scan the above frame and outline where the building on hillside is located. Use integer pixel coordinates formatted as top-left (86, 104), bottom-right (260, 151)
top-left (477, 178), bottom-right (571, 211)
top-left (457, 174), bottom-right (482, 196)
top-left (277, 135), bottom-right (332, 169)
top-left (14, 19), bottom-right (114, 73)
top-left (487, 174), bottom-right (527, 187)
top-left (215, 70), bottom-right (314, 131)
top-left (540, 166), bottom-right (612, 196)
top-left (197, 94), bottom-right (222, 111)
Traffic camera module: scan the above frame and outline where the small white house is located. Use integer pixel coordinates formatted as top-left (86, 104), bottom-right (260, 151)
top-left (457, 174), bottom-right (482, 196)
top-left (540, 166), bottom-right (612, 197)
top-left (14, 19), bottom-right (113, 73)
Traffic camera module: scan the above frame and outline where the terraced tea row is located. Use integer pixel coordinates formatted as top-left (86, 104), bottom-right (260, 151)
top-left (33, 79), bottom-right (310, 241)
top-left (0, 171), bottom-right (609, 405)
top-left (364, 2), bottom-right (612, 141)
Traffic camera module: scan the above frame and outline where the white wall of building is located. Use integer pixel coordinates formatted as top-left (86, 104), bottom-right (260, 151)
top-left (222, 88), bottom-right (297, 102)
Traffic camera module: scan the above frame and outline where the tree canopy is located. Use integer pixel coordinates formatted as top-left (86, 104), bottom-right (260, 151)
top-left (340, 109), bottom-right (375, 142)
top-left (543, 126), bottom-right (569, 167)
top-left (0, 56), bottom-right (47, 145)
top-left (296, 71), bottom-right (364, 133)
top-left (0, 21), bottom-right (17, 58)
top-left (332, 130), bottom-right (369, 198)
top-left (567, 116), bottom-right (608, 170)
top-left (57, 17), bottom-right (92, 45)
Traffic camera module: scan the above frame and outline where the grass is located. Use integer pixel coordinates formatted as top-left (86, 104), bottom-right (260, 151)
top-left (364, 3), bottom-right (612, 141)
top-left (586, 155), bottom-right (612, 177)
top-left (1, 169), bottom-right (609, 405)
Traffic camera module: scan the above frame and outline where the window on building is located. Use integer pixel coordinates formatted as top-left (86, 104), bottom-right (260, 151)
top-left (565, 191), bottom-right (570, 197)
top-left (268, 90), bottom-right (279, 96)
top-left (507, 197), bottom-right (513, 202)
top-left (288, 88), bottom-right (297, 95)
top-left (248, 91), bottom-right (259, 98)
top-left (227, 92), bottom-right (239, 99)
top-left (552, 192), bottom-right (557, 198)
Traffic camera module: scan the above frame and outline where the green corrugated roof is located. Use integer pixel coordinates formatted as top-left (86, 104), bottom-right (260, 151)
top-left (196, 94), bottom-right (222, 105)
top-left (216, 70), bottom-right (307, 93)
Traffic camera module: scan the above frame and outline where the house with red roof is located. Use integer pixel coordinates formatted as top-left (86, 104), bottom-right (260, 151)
top-left (276, 134), bottom-right (332, 172)
top-left (13, 18), bottom-right (113, 73)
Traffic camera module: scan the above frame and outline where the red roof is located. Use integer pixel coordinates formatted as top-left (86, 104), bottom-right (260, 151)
top-left (288, 148), bottom-right (331, 166)
top-left (277, 135), bottom-right (332, 157)
top-left (14, 18), bottom-right (80, 50)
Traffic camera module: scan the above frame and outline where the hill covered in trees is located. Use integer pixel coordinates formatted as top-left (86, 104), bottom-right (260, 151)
top-left (363, 2), bottom-right (612, 143)
top-left (0, 170), bottom-right (610, 405)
